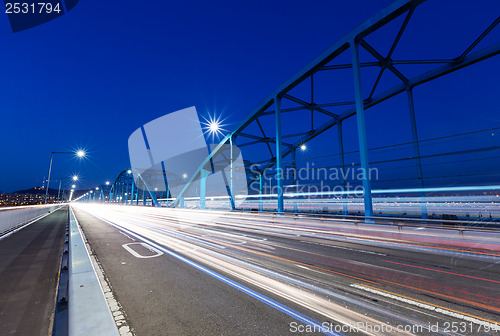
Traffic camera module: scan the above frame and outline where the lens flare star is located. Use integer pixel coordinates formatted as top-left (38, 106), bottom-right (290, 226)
top-left (202, 114), bottom-right (227, 140)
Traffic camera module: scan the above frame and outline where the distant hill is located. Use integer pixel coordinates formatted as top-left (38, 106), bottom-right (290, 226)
top-left (13, 187), bottom-right (63, 196)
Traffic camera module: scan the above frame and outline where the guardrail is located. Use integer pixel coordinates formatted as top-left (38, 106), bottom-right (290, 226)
top-left (0, 204), bottom-right (60, 237)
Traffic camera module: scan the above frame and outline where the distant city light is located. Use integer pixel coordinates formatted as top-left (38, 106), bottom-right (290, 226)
top-left (182, 173), bottom-right (187, 179)
top-left (106, 181), bottom-right (110, 185)
top-left (72, 184), bottom-right (76, 188)
top-left (72, 175), bottom-right (79, 181)
top-left (96, 187), bottom-right (99, 190)
top-left (76, 150), bottom-right (85, 158)
top-left (127, 169), bottom-right (132, 174)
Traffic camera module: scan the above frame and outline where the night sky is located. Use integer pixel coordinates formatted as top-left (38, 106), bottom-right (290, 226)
top-left (0, 0), bottom-right (499, 193)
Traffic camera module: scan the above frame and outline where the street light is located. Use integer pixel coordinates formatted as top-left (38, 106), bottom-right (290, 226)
top-left (202, 114), bottom-right (226, 139)
top-left (105, 181), bottom-right (110, 185)
top-left (210, 121), bottom-right (219, 132)
top-left (300, 144), bottom-right (307, 151)
top-left (45, 150), bottom-right (86, 204)
top-left (57, 175), bottom-right (79, 203)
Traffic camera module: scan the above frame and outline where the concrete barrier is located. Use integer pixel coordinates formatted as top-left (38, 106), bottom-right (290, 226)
top-left (0, 204), bottom-right (60, 236)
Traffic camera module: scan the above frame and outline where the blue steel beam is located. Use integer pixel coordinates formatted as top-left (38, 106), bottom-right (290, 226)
top-left (171, 0), bottom-right (499, 215)
top-left (351, 39), bottom-right (374, 217)
top-left (275, 95), bottom-right (284, 213)
top-left (407, 87), bottom-right (428, 219)
top-left (230, 0), bottom-right (425, 138)
top-left (259, 42), bottom-right (500, 179)
top-left (337, 122), bottom-right (348, 216)
top-left (171, 0), bottom-right (426, 208)
top-left (109, 169), bottom-right (160, 207)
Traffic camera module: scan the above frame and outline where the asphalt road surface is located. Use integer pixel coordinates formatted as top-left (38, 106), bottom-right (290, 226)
top-left (0, 207), bottom-right (67, 336)
top-left (72, 204), bottom-right (500, 336)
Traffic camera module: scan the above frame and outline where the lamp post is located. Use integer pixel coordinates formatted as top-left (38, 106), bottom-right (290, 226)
top-left (57, 175), bottom-right (79, 203)
top-left (44, 150), bottom-right (85, 204)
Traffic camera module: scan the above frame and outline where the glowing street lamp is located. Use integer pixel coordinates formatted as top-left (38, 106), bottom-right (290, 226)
top-left (105, 181), bottom-right (110, 185)
top-left (202, 114), bottom-right (226, 139)
top-left (57, 174), bottom-right (80, 203)
top-left (45, 150), bottom-right (86, 204)
top-left (300, 144), bottom-right (307, 151)
top-left (210, 122), bottom-right (219, 132)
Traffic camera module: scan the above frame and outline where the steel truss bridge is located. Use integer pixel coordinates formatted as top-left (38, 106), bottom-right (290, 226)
top-left (80, 0), bottom-right (500, 220)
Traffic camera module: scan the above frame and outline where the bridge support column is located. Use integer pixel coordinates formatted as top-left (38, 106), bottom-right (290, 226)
top-left (200, 169), bottom-right (210, 210)
top-left (338, 122), bottom-right (348, 215)
top-left (130, 179), bottom-right (135, 206)
top-left (259, 173), bottom-right (263, 212)
top-left (123, 181), bottom-right (129, 205)
top-left (407, 87), bottom-right (428, 219)
top-left (229, 134), bottom-right (235, 210)
top-left (275, 95), bottom-right (284, 213)
top-left (292, 148), bottom-right (298, 213)
top-left (351, 39), bottom-right (374, 218)
top-left (118, 184), bottom-right (122, 203)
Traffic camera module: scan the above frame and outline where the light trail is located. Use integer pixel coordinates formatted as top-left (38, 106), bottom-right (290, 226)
top-left (351, 284), bottom-right (500, 330)
top-left (381, 260), bottom-right (500, 284)
top-left (73, 204), bottom-right (500, 335)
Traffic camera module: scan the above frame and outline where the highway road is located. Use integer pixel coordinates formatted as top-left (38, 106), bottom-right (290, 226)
top-left (72, 204), bottom-right (500, 335)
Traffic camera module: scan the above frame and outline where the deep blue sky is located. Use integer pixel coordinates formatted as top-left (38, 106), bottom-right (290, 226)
top-left (0, 0), bottom-right (499, 192)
